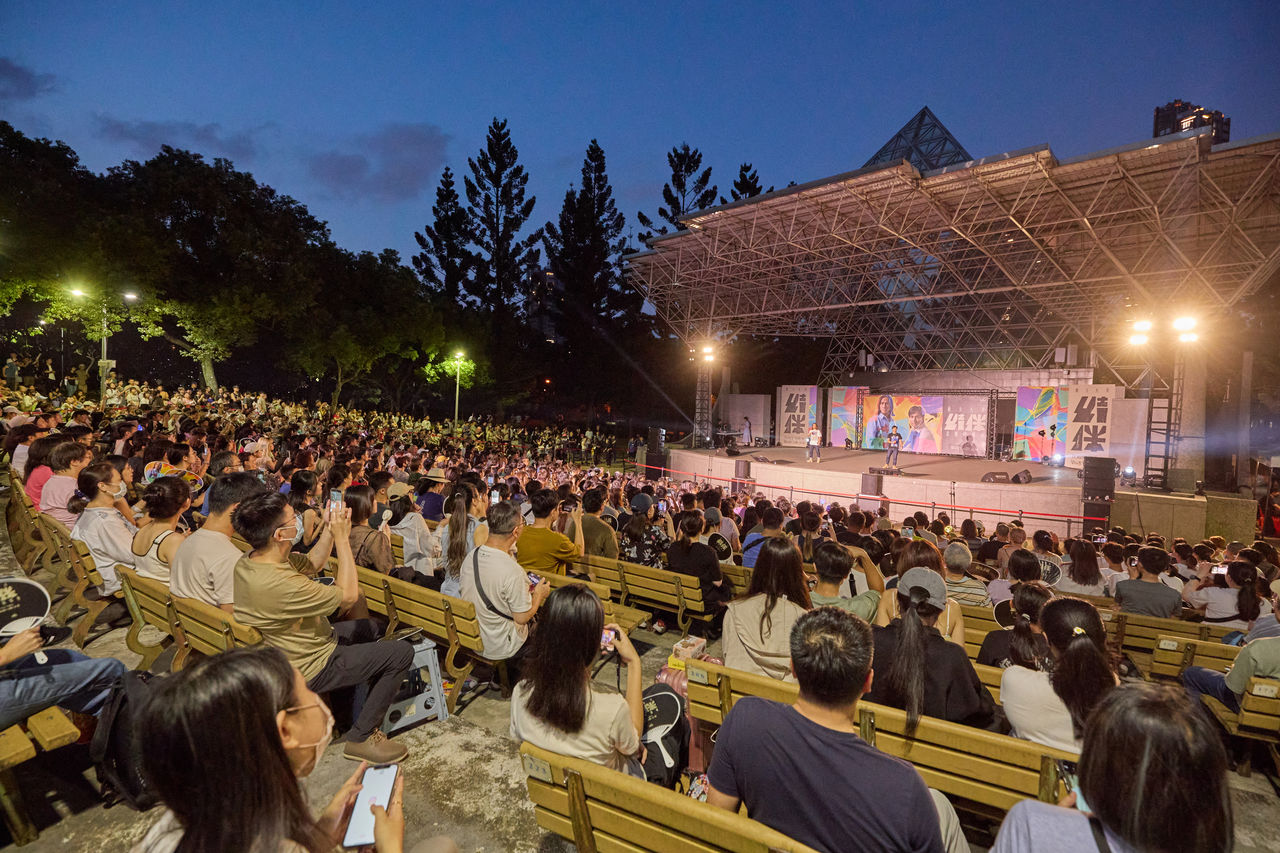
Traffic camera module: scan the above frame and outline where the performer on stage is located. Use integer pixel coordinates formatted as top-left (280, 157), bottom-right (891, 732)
top-left (806, 425), bottom-right (823, 463)
top-left (866, 394), bottom-right (895, 448)
top-left (885, 426), bottom-right (901, 467)
top-left (742, 416), bottom-right (753, 447)
top-left (903, 405), bottom-right (937, 453)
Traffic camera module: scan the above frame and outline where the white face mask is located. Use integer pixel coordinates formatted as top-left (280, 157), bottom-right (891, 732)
top-left (286, 701), bottom-right (334, 777)
top-left (112, 481), bottom-right (128, 499)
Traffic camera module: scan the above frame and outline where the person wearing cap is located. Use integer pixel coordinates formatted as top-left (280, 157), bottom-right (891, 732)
top-left (866, 567), bottom-right (995, 731)
top-left (619, 493), bottom-right (674, 569)
top-left (415, 467), bottom-right (449, 522)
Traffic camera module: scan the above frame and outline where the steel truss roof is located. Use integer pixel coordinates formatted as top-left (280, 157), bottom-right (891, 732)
top-left (625, 128), bottom-right (1280, 387)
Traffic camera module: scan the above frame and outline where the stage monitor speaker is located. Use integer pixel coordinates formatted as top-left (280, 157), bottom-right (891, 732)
top-left (644, 451), bottom-right (667, 481)
top-left (734, 459), bottom-right (752, 481)
top-left (1083, 500), bottom-right (1113, 529)
top-left (1012, 469), bottom-right (1034, 485)
top-left (861, 473), bottom-right (883, 496)
top-left (1082, 456), bottom-right (1116, 476)
top-left (752, 454), bottom-right (771, 464)
top-left (981, 471), bottom-right (1011, 483)
top-left (725, 447), bottom-right (741, 457)
top-left (647, 427), bottom-right (666, 455)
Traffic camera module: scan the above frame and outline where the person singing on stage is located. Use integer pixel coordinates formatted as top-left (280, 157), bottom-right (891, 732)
top-left (885, 426), bottom-right (902, 467)
top-left (742, 417), bottom-right (753, 447)
top-left (806, 426), bottom-right (823, 463)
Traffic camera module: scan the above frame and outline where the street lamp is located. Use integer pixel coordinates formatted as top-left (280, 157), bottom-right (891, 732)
top-left (71, 288), bottom-right (139, 402)
top-left (452, 351), bottom-right (464, 427)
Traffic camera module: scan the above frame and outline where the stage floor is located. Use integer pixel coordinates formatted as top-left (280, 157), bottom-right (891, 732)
top-left (697, 445), bottom-right (1083, 490)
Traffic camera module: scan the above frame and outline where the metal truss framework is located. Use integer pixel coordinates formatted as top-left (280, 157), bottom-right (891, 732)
top-left (863, 106), bottom-right (974, 172)
top-left (625, 128), bottom-right (1280, 391)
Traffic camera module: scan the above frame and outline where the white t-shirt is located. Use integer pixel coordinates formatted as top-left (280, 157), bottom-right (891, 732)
top-left (1183, 584), bottom-right (1271, 630)
top-left (509, 681), bottom-right (639, 772)
top-left (170, 528), bottom-right (243, 607)
top-left (1000, 666), bottom-right (1081, 754)
top-left (460, 545), bottom-right (532, 660)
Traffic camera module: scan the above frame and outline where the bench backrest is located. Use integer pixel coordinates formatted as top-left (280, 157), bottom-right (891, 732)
top-left (1111, 611), bottom-right (1234, 655)
top-left (622, 560), bottom-right (705, 612)
top-left (353, 566), bottom-right (485, 655)
top-left (719, 561), bottom-right (752, 593)
top-left (389, 533), bottom-right (405, 564)
top-left (959, 604), bottom-right (1002, 636)
top-left (71, 539), bottom-right (106, 586)
top-left (686, 659), bottom-right (1073, 816)
top-left (170, 593), bottom-right (263, 657)
top-left (1149, 634), bottom-right (1241, 679)
top-left (117, 566), bottom-right (175, 637)
top-left (520, 742), bottom-right (822, 853)
top-left (1237, 678), bottom-right (1280, 734)
top-left (573, 555), bottom-right (627, 600)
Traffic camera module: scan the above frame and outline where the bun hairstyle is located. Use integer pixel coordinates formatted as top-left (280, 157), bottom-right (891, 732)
top-left (1041, 598), bottom-right (1115, 739)
top-left (1008, 581), bottom-right (1054, 669)
top-left (884, 583), bottom-right (944, 736)
top-left (1032, 529), bottom-right (1055, 553)
top-left (141, 475), bottom-right (191, 520)
top-left (68, 461), bottom-right (118, 515)
top-left (1225, 561), bottom-right (1262, 623)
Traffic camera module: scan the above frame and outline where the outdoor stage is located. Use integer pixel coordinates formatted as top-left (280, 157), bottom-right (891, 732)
top-left (661, 446), bottom-right (1236, 541)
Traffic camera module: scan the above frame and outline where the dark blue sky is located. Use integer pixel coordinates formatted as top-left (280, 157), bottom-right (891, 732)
top-left (5, 1), bottom-right (1278, 264)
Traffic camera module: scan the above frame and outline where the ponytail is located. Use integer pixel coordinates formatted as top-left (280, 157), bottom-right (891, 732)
top-left (444, 486), bottom-right (474, 581)
top-left (69, 461), bottom-right (118, 516)
top-left (1227, 562), bottom-right (1261, 622)
top-left (1042, 598), bottom-right (1115, 739)
top-left (884, 586), bottom-right (942, 737)
top-left (1008, 581), bottom-right (1053, 669)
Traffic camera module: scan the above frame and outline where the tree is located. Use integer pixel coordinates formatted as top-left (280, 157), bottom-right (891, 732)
top-left (411, 166), bottom-right (473, 304)
top-left (719, 162), bottom-right (772, 205)
top-left (464, 119), bottom-right (541, 317)
top-left (636, 143), bottom-right (717, 242)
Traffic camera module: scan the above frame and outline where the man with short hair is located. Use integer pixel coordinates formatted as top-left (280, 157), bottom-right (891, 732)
top-left (566, 488), bottom-right (619, 559)
top-left (809, 541), bottom-right (883, 621)
top-left (233, 492), bottom-right (414, 763)
top-left (462, 501), bottom-right (550, 672)
top-left (885, 425), bottom-right (901, 467)
top-left (741, 507), bottom-right (786, 569)
top-left (171, 473), bottom-right (270, 611)
top-left (1183, 636), bottom-right (1280, 714)
top-left (706, 607), bottom-right (956, 853)
top-left (911, 511), bottom-right (938, 544)
top-left (976, 522), bottom-right (1009, 564)
top-left (516, 488), bottom-right (585, 576)
top-left (806, 425), bottom-right (822, 463)
top-left (1115, 546), bottom-right (1182, 618)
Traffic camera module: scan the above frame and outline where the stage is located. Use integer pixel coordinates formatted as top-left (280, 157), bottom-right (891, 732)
top-left (661, 445), bottom-right (1234, 541)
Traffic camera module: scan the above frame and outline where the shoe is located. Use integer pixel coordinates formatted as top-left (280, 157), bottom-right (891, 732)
top-left (344, 729), bottom-right (408, 763)
top-left (40, 625), bottom-right (73, 646)
top-left (652, 619), bottom-right (668, 635)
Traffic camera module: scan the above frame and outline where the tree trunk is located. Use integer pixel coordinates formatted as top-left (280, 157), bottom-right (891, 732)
top-left (330, 363), bottom-right (345, 411)
top-left (200, 356), bottom-right (219, 391)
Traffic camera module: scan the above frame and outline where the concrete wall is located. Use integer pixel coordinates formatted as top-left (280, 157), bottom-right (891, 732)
top-left (1204, 494), bottom-right (1259, 543)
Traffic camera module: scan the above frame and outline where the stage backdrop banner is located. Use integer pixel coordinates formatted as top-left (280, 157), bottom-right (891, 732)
top-left (777, 385), bottom-right (819, 447)
top-left (722, 394), bottom-right (771, 447)
top-left (940, 397), bottom-right (988, 457)
top-left (1014, 386), bottom-right (1067, 460)
top-left (1065, 384), bottom-right (1114, 467)
top-left (860, 393), bottom-right (943, 453)
top-left (827, 386), bottom-right (867, 448)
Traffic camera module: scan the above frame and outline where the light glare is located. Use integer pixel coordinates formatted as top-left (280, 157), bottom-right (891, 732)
top-left (1129, 334), bottom-right (1149, 345)
top-left (1132, 320), bottom-right (1153, 332)
top-left (1178, 332), bottom-right (1198, 343)
top-left (1173, 317), bottom-right (1195, 331)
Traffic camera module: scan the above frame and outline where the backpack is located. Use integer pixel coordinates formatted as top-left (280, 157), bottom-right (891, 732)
top-left (90, 670), bottom-right (161, 810)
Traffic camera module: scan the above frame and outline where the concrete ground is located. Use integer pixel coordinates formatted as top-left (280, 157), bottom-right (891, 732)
top-left (3, 491), bottom-right (1279, 852)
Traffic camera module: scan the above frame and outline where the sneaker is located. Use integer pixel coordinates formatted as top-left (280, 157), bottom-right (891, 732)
top-left (343, 729), bottom-right (408, 763)
top-left (652, 619), bottom-right (668, 635)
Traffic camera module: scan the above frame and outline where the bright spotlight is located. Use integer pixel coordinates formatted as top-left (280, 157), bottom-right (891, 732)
top-left (1178, 332), bottom-right (1198, 343)
top-left (1173, 317), bottom-right (1196, 331)
top-left (1122, 466), bottom-right (1135, 476)
top-left (123, 292), bottom-right (138, 301)
top-left (701, 345), bottom-right (713, 353)
top-left (70, 289), bottom-right (85, 297)
top-left (1132, 320), bottom-right (1153, 332)
top-left (703, 354), bottom-right (715, 362)
top-left (454, 351), bottom-right (464, 358)
top-left (1129, 334), bottom-right (1149, 345)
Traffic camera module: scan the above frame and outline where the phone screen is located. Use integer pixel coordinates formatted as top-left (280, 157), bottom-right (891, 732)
top-left (601, 628), bottom-right (616, 648)
top-left (490, 489), bottom-right (500, 503)
top-left (1212, 564), bottom-right (1229, 575)
top-left (342, 763), bottom-right (398, 848)
top-left (658, 500), bottom-right (667, 513)
top-left (487, 475), bottom-right (494, 485)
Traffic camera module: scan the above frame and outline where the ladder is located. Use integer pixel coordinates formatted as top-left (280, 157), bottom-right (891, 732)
top-left (1143, 355), bottom-right (1185, 490)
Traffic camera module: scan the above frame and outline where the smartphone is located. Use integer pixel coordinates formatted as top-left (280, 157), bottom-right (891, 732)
top-left (328, 488), bottom-right (343, 514)
top-left (1093, 535), bottom-right (1107, 544)
top-left (490, 489), bottom-right (500, 503)
top-left (601, 628), bottom-right (616, 649)
top-left (343, 763), bottom-right (399, 848)
top-left (1055, 759), bottom-right (1089, 812)
top-left (487, 474), bottom-right (495, 485)
top-left (527, 572), bottom-right (542, 587)
top-left (1211, 563), bottom-right (1229, 575)
top-left (658, 500), bottom-right (667, 514)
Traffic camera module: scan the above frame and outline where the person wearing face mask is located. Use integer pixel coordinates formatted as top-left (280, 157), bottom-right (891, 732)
top-left (69, 462), bottom-right (139, 598)
top-left (133, 646), bottom-right (458, 853)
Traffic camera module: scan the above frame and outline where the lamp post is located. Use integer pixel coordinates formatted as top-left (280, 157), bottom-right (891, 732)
top-left (71, 288), bottom-right (137, 402)
top-left (452, 351), bottom-right (464, 428)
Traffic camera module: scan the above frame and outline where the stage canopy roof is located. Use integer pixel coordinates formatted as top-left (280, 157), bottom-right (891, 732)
top-left (625, 112), bottom-right (1280, 387)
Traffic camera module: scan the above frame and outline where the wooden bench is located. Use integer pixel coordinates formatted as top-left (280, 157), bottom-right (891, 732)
top-left (618, 559), bottom-right (713, 637)
top-left (573, 554), bottom-right (628, 601)
top-left (0, 708), bottom-right (81, 846)
top-left (685, 659), bottom-right (1075, 821)
top-left (719, 561), bottom-right (752, 594)
top-left (974, 662), bottom-right (1004, 706)
top-left (542, 573), bottom-right (648, 636)
top-left (390, 532), bottom-right (405, 565)
top-left (1201, 677), bottom-right (1280, 778)
top-left (1149, 634), bottom-right (1240, 680)
top-left (169, 594), bottom-right (264, 670)
top-left (1108, 612), bottom-right (1234, 673)
top-left (960, 604), bottom-right (1001, 661)
top-left (117, 567), bottom-right (175, 669)
top-left (46, 536), bottom-right (120, 649)
top-left (519, 742), bottom-right (821, 853)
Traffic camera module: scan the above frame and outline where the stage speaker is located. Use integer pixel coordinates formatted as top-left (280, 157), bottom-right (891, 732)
top-left (752, 454), bottom-right (771, 464)
top-left (647, 427), bottom-right (666, 455)
top-left (1012, 469), bottom-right (1034, 485)
top-left (734, 459), bottom-right (751, 480)
top-left (644, 451), bottom-right (667, 481)
top-left (861, 473), bottom-right (883, 496)
top-left (1083, 500), bottom-right (1113, 530)
top-left (981, 471), bottom-right (1011, 483)
top-left (1082, 456), bottom-right (1116, 476)
top-left (725, 446), bottom-right (741, 457)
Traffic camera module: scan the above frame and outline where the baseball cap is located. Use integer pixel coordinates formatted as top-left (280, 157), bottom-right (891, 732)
top-left (898, 567), bottom-right (948, 610)
top-left (704, 507), bottom-right (722, 525)
top-left (630, 493), bottom-right (653, 515)
top-left (2, 405), bottom-right (18, 414)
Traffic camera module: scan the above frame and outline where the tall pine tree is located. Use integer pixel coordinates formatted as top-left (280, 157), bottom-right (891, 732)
top-left (411, 166), bottom-right (473, 304)
top-left (636, 143), bottom-right (716, 242)
top-left (464, 118), bottom-right (541, 315)
top-left (719, 162), bottom-right (772, 204)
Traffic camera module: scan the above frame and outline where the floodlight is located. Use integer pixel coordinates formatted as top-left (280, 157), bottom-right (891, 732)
top-left (71, 289), bottom-right (85, 297)
top-left (123, 292), bottom-right (138, 301)
top-left (454, 351), bottom-right (464, 358)
top-left (1122, 466), bottom-right (1135, 476)
top-left (704, 354), bottom-right (715, 362)
top-left (1173, 317), bottom-right (1195, 331)
top-left (1178, 333), bottom-right (1198, 343)
top-left (701, 345), bottom-right (713, 353)
top-left (1132, 320), bottom-right (1153, 332)
top-left (1129, 334), bottom-right (1149, 345)
top-left (1051, 453), bottom-right (1065, 466)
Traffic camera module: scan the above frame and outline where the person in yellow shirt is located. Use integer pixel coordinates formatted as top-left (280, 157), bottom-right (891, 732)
top-left (516, 488), bottom-right (584, 576)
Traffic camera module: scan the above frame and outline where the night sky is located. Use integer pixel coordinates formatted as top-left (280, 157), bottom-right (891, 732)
top-left (5, 1), bottom-right (1279, 265)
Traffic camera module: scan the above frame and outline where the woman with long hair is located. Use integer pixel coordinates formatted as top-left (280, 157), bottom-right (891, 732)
top-left (875, 538), bottom-right (966, 644)
top-left (977, 580), bottom-right (1053, 669)
top-left (134, 645), bottom-right (455, 853)
top-left (286, 469), bottom-right (324, 551)
top-left (1054, 538), bottom-right (1106, 596)
top-left (509, 584), bottom-right (646, 774)
top-left (439, 482), bottom-right (488, 597)
top-left (21, 434), bottom-right (66, 505)
top-left (722, 537), bottom-right (811, 680)
top-left (992, 683), bottom-right (1232, 853)
top-left (666, 512), bottom-right (732, 612)
top-left (389, 492), bottom-right (437, 579)
top-left (792, 511), bottom-right (824, 564)
top-left (1182, 560), bottom-right (1267, 631)
top-left (344, 485), bottom-right (394, 574)
top-left (131, 476), bottom-right (191, 584)
top-left (1000, 597), bottom-right (1117, 753)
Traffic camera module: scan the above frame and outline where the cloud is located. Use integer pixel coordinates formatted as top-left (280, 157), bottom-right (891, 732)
top-left (94, 115), bottom-right (264, 161)
top-left (305, 123), bottom-right (449, 202)
top-left (0, 57), bottom-right (57, 103)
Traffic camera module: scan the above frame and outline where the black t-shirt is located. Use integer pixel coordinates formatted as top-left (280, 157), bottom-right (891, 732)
top-left (866, 622), bottom-right (995, 729)
top-left (976, 629), bottom-right (1050, 669)
top-left (666, 540), bottom-right (731, 607)
top-left (707, 697), bottom-right (943, 853)
top-left (976, 538), bottom-right (1005, 564)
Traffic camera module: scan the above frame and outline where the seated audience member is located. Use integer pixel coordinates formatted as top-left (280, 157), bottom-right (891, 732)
top-left (740, 506), bottom-right (785, 569)
top-left (1183, 635), bottom-right (1280, 713)
top-left (976, 521), bottom-right (1010, 564)
top-left (344, 484), bottom-right (394, 574)
top-left (1182, 560), bottom-right (1267, 631)
top-left (286, 469), bottom-right (325, 550)
top-left (131, 476), bottom-right (193, 584)
top-left (1245, 604), bottom-right (1280, 643)
top-left (988, 549), bottom-right (1044, 606)
top-left (20, 434), bottom-right (63, 507)
top-left (941, 542), bottom-right (991, 606)
top-left (439, 483), bottom-right (488, 597)
top-left (388, 488), bottom-right (437, 577)
top-left (0, 624), bottom-right (126, 731)
top-left (996, 526), bottom-right (1028, 574)
top-left (876, 539), bottom-right (966, 645)
top-left (1054, 538), bottom-right (1107, 597)
top-left (1098, 542), bottom-right (1128, 595)
top-left (170, 473), bottom-right (270, 612)
top-left (977, 581), bottom-right (1053, 668)
top-left (415, 467), bottom-right (449, 522)
top-left (619, 493), bottom-right (673, 568)
top-left (517, 488), bottom-right (584, 576)
top-left (666, 512), bottom-right (732, 613)
top-left (1115, 546), bottom-right (1184, 618)
top-left (809, 540), bottom-right (883, 621)
top-left (867, 568), bottom-right (995, 732)
top-left (460, 501), bottom-right (550, 676)
top-left (992, 683), bottom-right (1232, 853)
top-left (69, 462), bottom-right (137, 596)
top-left (706, 607), bottom-right (964, 853)
top-left (723, 537), bottom-right (811, 680)
top-left (232, 492), bottom-right (413, 763)
top-left (1001, 598), bottom-right (1117, 754)
top-left (134, 646), bottom-right (456, 853)
top-left (38, 439), bottom-right (93, 528)
top-left (510, 585), bottom-right (646, 774)
top-left (564, 487), bottom-right (619, 559)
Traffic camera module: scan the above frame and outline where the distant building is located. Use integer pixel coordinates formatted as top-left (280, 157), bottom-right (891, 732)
top-left (1153, 100), bottom-right (1230, 144)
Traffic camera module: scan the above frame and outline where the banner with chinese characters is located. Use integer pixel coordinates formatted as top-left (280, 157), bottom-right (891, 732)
top-left (827, 386), bottom-right (867, 448)
top-left (939, 396), bottom-right (989, 457)
top-left (1065, 384), bottom-right (1114, 466)
top-left (1014, 386), bottom-right (1067, 460)
top-left (776, 385), bottom-right (819, 447)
